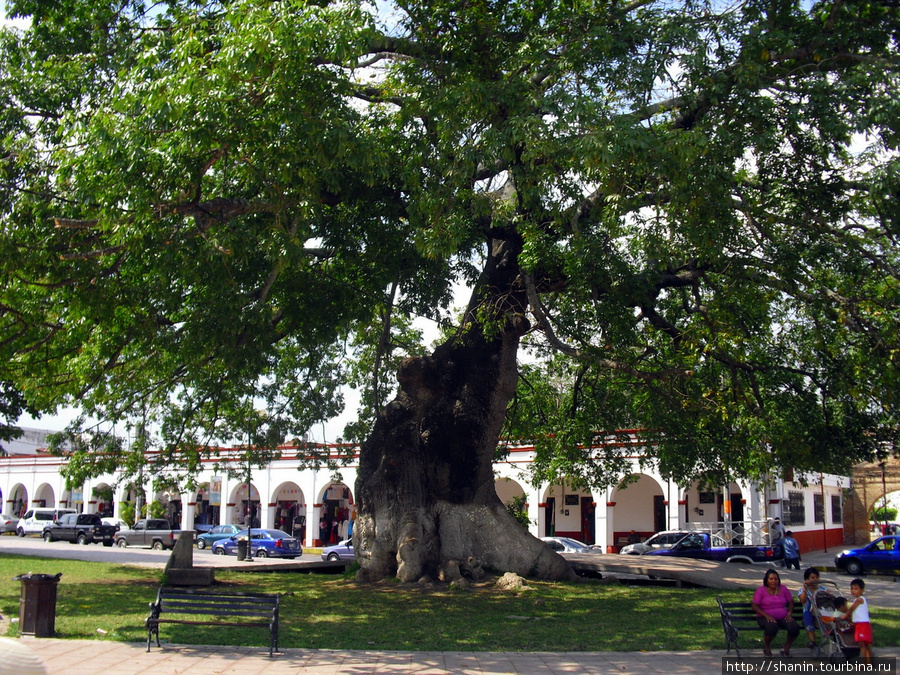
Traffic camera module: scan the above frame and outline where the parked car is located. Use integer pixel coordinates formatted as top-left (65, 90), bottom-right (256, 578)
top-left (321, 539), bottom-right (354, 561)
top-left (16, 507), bottom-right (78, 536)
top-left (642, 531), bottom-right (779, 564)
top-left (196, 524), bottom-right (243, 550)
top-left (114, 518), bottom-right (180, 550)
top-left (101, 517), bottom-right (128, 531)
top-left (540, 536), bottom-right (594, 553)
top-left (834, 535), bottom-right (900, 575)
top-left (1, 513), bottom-right (19, 534)
top-left (619, 530), bottom-right (691, 555)
top-left (212, 529), bottom-right (302, 559)
top-left (42, 513), bottom-right (117, 546)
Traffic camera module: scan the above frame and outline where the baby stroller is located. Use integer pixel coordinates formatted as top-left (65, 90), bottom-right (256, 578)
top-left (809, 583), bottom-right (860, 660)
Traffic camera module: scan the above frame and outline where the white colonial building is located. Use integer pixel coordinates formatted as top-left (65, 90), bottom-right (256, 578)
top-left (0, 437), bottom-right (847, 553)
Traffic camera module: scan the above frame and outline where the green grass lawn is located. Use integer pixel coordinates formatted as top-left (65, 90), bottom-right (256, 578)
top-left (2, 554), bottom-right (898, 652)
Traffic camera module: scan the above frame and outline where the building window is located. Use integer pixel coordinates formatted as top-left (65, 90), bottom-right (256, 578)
top-left (784, 491), bottom-right (806, 526)
top-left (814, 493), bottom-right (824, 524)
top-left (698, 492), bottom-right (716, 504)
top-left (831, 494), bottom-right (843, 524)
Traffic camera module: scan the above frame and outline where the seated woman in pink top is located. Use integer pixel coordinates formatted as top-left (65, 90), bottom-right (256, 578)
top-left (751, 568), bottom-right (800, 656)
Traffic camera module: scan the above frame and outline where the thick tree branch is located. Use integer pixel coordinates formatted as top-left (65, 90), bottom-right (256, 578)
top-left (58, 245), bottom-right (125, 261)
top-left (524, 272), bottom-right (691, 384)
top-left (54, 218), bottom-right (99, 229)
top-left (352, 87), bottom-right (405, 107)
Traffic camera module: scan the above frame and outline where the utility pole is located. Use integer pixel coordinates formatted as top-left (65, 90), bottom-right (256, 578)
top-left (245, 424), bottom-right (253, 562)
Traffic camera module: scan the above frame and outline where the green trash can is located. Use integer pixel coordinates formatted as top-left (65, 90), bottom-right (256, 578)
top-left (15, 572), bottom-right (62, 637)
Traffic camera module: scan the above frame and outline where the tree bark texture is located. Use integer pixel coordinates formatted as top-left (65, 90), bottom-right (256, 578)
top-left (355, 236), bottom-right (576, 582)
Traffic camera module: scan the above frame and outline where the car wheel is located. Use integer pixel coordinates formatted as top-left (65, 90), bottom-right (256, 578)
top-left (196, 539), bottom-right (206, 550)
top-left (327, 553), bottom-right (340, 561)
top-left (151, 540), bottom-right (163, 550)
top-left (845, 559), bottom-right (863, 575)
top-left (256, 549), bottom-right (268, 558)
top-left (43, 531), bottom-right (54, 543)
top-left (77, 533), bottom-right (88, 545)
top-left (214, 547), bottom-right (225, 555)
top-left (117, 538), bottom-right (128, 547)
top-left (16, 528), bottom-right (25, 537)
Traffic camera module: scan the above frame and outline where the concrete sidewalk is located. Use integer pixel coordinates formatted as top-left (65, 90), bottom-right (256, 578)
top-left (6, 639), bottom-right (897, 675)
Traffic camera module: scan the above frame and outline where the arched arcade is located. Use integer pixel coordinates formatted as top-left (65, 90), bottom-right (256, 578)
top-left (316, 482), bottom-right (353, 546)
top-left (270, 481), bottom-right (306, 539)
top-left (540, 480), bottom-right (596, 545)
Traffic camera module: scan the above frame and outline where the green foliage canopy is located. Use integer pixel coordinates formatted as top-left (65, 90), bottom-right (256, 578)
top-left (1, 0), bottom-right (899, 489)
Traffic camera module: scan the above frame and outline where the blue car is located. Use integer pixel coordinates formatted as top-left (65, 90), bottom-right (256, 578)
top-left (212, 528), bottom-right (302, 559)
top-left (321, 539), bottom-right (354, 561)
top-left (834, 535), bottom-right (900, 575)
top-left (196, 524), bottom-right (243, 550)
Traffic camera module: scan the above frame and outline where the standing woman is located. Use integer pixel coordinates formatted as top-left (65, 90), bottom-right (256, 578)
top-left (752, 568), bottom-right (801, 656)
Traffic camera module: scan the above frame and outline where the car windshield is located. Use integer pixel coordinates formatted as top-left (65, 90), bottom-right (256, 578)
top-left (559, 538), bottom-right (588, 551)
top-left (264, 530), bottom-right (292, 539)
top-left (240, 529), bottom-right (291, 540)
top-left (869, 537), bottom-right (897, 552)
top-left (659, 533), bottom-right (688, 545)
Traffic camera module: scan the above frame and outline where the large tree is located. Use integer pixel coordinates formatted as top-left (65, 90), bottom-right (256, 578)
top-left (1, 0), bottom-right (899, 581)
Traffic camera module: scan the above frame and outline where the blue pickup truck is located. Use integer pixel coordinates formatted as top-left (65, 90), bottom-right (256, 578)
top-left (641, 531), bottom-right (780, 564)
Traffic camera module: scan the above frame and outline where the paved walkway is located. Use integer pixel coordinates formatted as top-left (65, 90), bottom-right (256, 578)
top-left (8, 639), bottom-right (897, 675)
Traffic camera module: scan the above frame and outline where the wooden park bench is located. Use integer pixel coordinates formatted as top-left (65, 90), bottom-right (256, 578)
top-left (146, 587), bottom-right (281, 656)
top-left (717, 597), bottom-right (804, 657)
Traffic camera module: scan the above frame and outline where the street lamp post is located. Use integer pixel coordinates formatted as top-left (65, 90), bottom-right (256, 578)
top-left (245, 429), bottom-right (253, 562)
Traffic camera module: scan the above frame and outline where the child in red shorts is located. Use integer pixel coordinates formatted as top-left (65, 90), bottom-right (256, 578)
top-left (843, 578), bottom-right (873, 664)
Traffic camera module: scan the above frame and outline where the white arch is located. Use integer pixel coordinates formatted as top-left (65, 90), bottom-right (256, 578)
top-left (609, 473), bottom-right (667, 549)
top-left (33, 482), bottom-right (56, 509)
top-left (495, 476), bottom-right (526, 504)
top-left (317, 481), bottom-right (354, 545)
top-left (152, 486), bottom-right (183, 528)
top-left (6, 483), bottom-right (28, 516)
top-left (227, 481), bottom-right (260, 527)
top-left (89, 481), bottom-right (115, 516)
top-left (540, 480), bottom-right (598, 544)
top-left (269, 481), bottom-right (306, 536)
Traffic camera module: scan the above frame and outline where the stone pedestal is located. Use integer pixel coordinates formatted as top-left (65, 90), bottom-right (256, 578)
top-left (164, 530), bottom-right (216, 586)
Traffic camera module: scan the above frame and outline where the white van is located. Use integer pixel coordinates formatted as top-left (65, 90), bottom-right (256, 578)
top-left (16, 507), bottom-right (78, 536)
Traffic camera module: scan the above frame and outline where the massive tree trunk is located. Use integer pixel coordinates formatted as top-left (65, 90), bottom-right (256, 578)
top-left (355, 235), bottom-right (575, 582)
